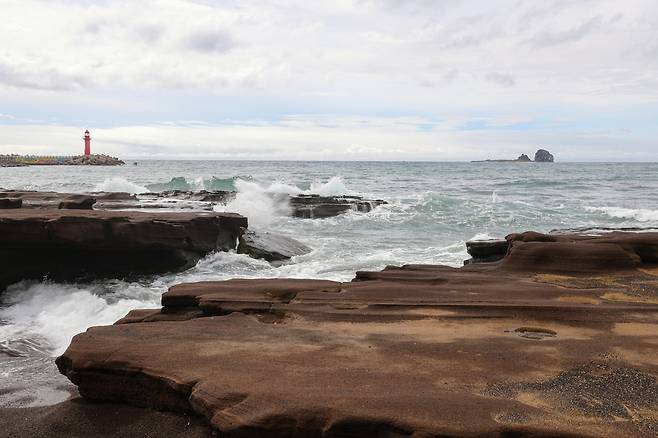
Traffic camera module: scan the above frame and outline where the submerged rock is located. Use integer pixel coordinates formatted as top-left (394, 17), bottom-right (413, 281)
top-left (58, 231), bottom-right (658, 437)
top-left (534, 149), bottom-right (555, 162)
top-left (0, 210), bottom-right (246, 291)
top-left (237, 228), bottom-right (311, 263)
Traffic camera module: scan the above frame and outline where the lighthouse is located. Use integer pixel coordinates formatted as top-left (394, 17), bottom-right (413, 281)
top-left (84, 129), bottom-right (91, 156)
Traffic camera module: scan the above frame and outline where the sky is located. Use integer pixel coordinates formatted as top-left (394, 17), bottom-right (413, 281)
top-left (1, 0), bottom-right (657, 161)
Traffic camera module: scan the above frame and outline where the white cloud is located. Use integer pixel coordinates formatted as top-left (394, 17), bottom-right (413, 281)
top-left (0, 0), bottom-right (656, 160)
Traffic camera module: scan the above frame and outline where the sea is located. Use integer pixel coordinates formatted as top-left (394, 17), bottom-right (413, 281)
top-left (1, 160), bottom-right (658, 360)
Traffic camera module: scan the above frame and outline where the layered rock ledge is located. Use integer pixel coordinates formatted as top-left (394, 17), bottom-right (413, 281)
top-left (57, 231), bottom-right (658, 437)
top-left (0, 210), bottom-right (246, 291)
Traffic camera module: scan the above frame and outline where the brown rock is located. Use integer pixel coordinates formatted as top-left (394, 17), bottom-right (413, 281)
top-left (57, 231), bottom-right (658, 437)
top-left (58, 195), bottom-right (97, 210)
top-left (0, 210), bottom-right (247, 291)
top-left (0, 198), bottom-right (22, 209)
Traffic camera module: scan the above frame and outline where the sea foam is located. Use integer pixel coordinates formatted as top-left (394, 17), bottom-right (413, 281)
top-left (93, 177), bottom-right (149, 194)
top-left (586, 206), bottom-right (658, 223)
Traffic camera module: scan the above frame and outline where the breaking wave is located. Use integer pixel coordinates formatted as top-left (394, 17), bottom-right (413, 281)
top-left (0, 281), bottom-right (162, 356)
top-left (93, 177), bottom-right (149, 194)
top-left (586, 206), bottom-right (658, 223)
top-left (145, 176), bottom-right (251, 192)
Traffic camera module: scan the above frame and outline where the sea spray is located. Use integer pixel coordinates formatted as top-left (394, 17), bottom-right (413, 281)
top-left (94, 177), bottom-right (149, 194)
top-left (0, 281), bottom-right (160, 356)
top-left (214, 179), bottom-right (293, 228)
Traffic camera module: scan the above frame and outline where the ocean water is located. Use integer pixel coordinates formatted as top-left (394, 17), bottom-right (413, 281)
top-left (1, 160), bottom-right (658, 357)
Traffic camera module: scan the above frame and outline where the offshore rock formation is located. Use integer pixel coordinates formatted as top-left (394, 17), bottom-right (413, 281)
top-left (57, 230), bottom-right (658, 437)
top-left (474, 149), bottom-right (555, 163)
top-left (0, 210), bottom-right (246, 291)
top-left (534, 149), bottom-right (555, 162)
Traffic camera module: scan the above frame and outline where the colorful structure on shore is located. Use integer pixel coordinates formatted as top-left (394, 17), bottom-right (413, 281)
top-left (84, 129), bottom-right (91, 156)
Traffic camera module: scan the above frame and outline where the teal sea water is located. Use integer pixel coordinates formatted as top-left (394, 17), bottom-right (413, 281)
top-left (1, 160), bottom-right (658, 356)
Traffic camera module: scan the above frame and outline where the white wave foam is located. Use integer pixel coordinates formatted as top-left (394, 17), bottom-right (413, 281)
top-left (214, 179), bottom-right (293, 228)
top-left (0, 282), bottom-right (159, 356)
top-left (310, 176), bottom-right (352, 196)
top-left (586, 206), bottom-right (658, 222)
top-left (94, 177), bottom-right (149, 194)
top-left (469, 232), bottom-right (498, 241)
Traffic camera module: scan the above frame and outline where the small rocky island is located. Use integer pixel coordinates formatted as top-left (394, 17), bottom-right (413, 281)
top-left (474, 148), bottom-right (555, 163)
top-left (0, 154), bottom-right (124, 167)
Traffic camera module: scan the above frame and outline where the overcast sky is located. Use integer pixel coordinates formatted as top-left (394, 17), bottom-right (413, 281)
top-left (1, 0), bottom-right (657, 161)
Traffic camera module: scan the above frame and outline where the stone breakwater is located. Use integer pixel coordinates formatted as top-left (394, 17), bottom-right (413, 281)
top-left (53, 230), bottom-right (658, 437)
top-left (0, 154), bottom-right (124, 166)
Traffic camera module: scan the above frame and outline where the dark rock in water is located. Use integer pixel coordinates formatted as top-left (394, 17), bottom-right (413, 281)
top-left (464, 239), bottom-right (509, 264)
top-left (237, 228), bottom-right (311, 263)
top-left (155, 190), bottom-right (236, 203)
top-left (58, 195), bottom-right (96, 210)
top-left (0, 190), bottom-right (136, 209)
top-left (92, 192), bottom-right (137, 201)
top-left (0, 198), bottom-right (22, 209)
top-left (57, 231), bottom-right (658, 437)
top-left (0, 210), bottom-right (246, 291)
top-left (516, 154), bottom-right (532, 162)
top-left (534, 149), bottom-right (555, 162)
top-left (289, 195), bottom-right (387, 219)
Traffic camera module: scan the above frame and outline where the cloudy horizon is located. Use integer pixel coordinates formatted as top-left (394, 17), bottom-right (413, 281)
top-left (1, 0), bottom-right (657, 161)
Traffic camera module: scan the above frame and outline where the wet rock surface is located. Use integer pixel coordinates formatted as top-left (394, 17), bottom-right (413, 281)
top-left (57, 231), bottom-right (658, 437)
top-left (237, 228), bottom-right (311, 263)
top-left (289, 194), bottom-right (387, 218)
top-left (0, 210), bottom-right (246, 291)
top-left (0, 189), bottom-right (387, 218)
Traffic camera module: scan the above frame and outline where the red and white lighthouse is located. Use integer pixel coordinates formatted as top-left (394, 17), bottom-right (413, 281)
top-left (84, 129), bottom-right (91, 156)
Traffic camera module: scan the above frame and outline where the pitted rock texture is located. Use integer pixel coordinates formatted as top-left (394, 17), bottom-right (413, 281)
top-left (57, 231), bottom-right (658, 437)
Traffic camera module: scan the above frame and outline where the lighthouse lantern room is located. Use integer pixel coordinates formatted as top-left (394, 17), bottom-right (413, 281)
top-left (84, 130), bottom-right (91, 156)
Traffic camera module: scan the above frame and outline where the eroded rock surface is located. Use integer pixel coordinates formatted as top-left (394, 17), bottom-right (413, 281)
top-left (0, 210), bottom-right (246, 291)
top-left (57, 231), bottom-right (658, 437)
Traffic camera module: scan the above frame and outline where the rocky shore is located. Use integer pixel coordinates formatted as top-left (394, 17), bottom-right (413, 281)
top-left (1, 189), bottom-right (387, 219)
top-left (0, 210), bottom-right (246, 291)
top-left (43, 230), bottom-right (658, 437)
top-left (1, 188), bottom-right (657, 437)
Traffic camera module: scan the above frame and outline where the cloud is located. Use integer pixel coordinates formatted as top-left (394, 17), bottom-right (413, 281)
top-left (484, 72), bottom-right (516, 87)
top-left (183, 29), bottom-right (236, 53)
top-left (529, 15), bottom-right (604, 47)
top-left (0, 0), bottom-right (656, 160)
